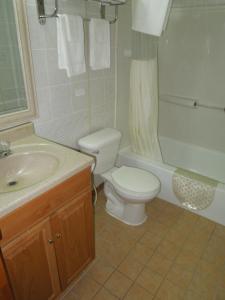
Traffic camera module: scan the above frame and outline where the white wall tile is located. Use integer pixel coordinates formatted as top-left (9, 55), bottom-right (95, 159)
top-left (25, 0), bottom-right (116, 146)
top-left (71, 80), bottom-right (89, 112)
top-left (50, 84), bottom-right (73, 118)
top-left (31, 49), bottom-right (49, 88)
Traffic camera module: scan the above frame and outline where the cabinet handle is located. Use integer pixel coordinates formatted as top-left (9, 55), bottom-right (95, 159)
top-left (48, 239), bottom-right (54, 244)
top-left (56, 233), bottom-right (62, 239)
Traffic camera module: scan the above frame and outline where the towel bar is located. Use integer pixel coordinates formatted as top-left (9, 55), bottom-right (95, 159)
top-left (36, 0), bottom-right (123, 25)
top-left (37, 0), bottom-right (58, 25)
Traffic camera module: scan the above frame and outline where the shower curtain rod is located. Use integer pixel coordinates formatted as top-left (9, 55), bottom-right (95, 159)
top-left (160, 94), bottom-right (225, 112)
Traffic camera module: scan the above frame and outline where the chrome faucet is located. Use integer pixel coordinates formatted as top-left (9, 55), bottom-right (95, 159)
top-left (0, 141), bottom-right (12, 158)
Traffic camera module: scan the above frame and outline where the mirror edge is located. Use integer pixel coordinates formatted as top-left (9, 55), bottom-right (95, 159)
top-left (0, 0), bottom-right (38, 131)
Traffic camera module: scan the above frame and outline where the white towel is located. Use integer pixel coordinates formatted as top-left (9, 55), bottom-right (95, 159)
top-left (89, 18), bottom-right (110, 70)
top-left (132, 0), bottom-right (172, 37)
top-left (57, 14), bottom-right (86, 77)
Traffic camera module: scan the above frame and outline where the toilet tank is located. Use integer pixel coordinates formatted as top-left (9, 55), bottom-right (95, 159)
top-left (78, 128), bottom-right (122, 174)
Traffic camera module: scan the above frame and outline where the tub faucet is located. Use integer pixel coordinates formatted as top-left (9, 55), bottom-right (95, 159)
top-left (0, 141), bottom-right (12, 158)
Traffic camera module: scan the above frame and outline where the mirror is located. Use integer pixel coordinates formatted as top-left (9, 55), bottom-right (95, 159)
top-left (0, 0), bottom-right (37, 129)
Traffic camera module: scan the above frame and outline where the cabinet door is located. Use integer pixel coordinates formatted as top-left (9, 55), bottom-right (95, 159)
top-left (51, 191), bottom-right (94, 289)
top-left (0, 255), bottom-right (13, 300)
top-left (1, 219), bottom-right (60, 300)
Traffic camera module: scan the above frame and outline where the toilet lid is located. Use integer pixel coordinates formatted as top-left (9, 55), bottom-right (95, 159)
top-left (112, 166), bottom-right (160, 194)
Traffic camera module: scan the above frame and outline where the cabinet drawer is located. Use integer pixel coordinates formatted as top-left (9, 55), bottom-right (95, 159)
top-left (0, 167), bottom-right (92, 245)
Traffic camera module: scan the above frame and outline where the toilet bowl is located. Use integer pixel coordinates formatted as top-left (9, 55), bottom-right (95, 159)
top-left (102, 166), bottom-right (160, 225)
top-left (78, 128), bottom-right (161, 226)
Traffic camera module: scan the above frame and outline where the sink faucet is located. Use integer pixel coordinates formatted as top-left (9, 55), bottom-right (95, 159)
top-left (0, 141), bottom-right (12, 158)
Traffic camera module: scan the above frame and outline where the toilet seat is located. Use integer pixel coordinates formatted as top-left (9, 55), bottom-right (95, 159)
top-left (111, 166), bottom-right (160, 201)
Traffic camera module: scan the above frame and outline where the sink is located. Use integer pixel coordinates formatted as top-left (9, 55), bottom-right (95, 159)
top-left (0, 151), bottom-right (60, 193)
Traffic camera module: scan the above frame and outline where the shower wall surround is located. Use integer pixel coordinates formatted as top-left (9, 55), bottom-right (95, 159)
top-left (26, 0), bottom-right (116, 147)
top-left (116, 1), bottom-right (225, 154)
top-left (159, 4), bottom-right (225, 152)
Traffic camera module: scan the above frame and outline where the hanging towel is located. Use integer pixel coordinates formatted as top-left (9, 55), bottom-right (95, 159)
top-left (89, 18), bottom-right (110, 70)
top-left (57, 14), bottom-right (86, 77)
top-left (132, 0), bottom-right (172, 37)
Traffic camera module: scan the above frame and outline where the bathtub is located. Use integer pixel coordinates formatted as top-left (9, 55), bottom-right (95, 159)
top-left (117, 137), bottom-right (225, 226)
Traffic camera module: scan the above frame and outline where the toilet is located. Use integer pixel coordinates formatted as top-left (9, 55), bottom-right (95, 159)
top-left (78, 128), bottom-right (160, 226)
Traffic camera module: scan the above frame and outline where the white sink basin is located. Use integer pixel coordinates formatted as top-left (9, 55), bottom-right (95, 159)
top-left (0, 151), bottom-right (60, 193)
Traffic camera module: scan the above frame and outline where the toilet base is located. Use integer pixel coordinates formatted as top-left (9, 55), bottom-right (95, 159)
top-left (104, 181), bottom-right (148, 226)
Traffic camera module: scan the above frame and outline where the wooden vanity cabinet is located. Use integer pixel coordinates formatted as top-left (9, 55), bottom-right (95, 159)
top-left (51, 191), bottom-right (94, 289)
top-left (0, 167), bottom-right (94, 300)
top-left (2, 219), bottom-right (60, 300)
top-left (0, 255), bottom-right (13, 300)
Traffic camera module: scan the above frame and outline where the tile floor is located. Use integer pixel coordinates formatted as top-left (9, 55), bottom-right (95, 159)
top-left (62, 190), bottom-right (225, 300)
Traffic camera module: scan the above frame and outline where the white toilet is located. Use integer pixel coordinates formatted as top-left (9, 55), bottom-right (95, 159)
top-left (78, 128), bottom-right (160, 226)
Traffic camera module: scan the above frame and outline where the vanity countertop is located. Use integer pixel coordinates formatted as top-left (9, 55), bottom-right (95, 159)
top-left (0, 134), bottom-right (93, 218)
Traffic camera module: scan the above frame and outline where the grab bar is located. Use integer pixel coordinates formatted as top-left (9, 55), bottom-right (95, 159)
top-left (160, 94), bottom-right (225, 112)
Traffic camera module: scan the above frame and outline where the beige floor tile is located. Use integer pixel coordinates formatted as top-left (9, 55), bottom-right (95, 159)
top-left (203, 238), bottom-right (225, 265)
top-left (147, 252), bottom-right (173, 277)
top-left (128, 243), bottom-right (154, 265)
top-left (155, 279), bottom-right (185, 300)
top-left (175, 248), bottom-right (200, 272)
top-left (145, 220), bottom-right (168, 238)
top-left (157, 239), bottom-right (181, 260)
top-left (184, 289), bottom-right (214, 300)
top-left (124, 283), bottom-right (154, 300)
top-left (166, 264), bottom-right (194, 289)
top-left (218, 271), bottom-right (225, 289)
top-left (93, 287), bottom-right (119, 300)
top-left (96, 237), bottom-right (128, 267)
top-left (189, 271), bottom-right (218, 296)
top-left (214, 224), bottom-right (225, 240)
top-left (195, 217), bottom-right (216, 233)
top-left (118, 254), bottom-right (143, 280)
top-left (122, 225), bottom-right (147, 242)
top-left (196, 259), bottom-right (223, 277)
top-left (87, 258), bottom-right (115, 284)
top-left (93, 191), bottom-right (225, 300)
top-left (136, 266), bottom-right (163, 295)
top-left (165, 227), bottom-right (187, 246)
top-left (215, 287), bottom-right (225, 300)
top-left (71, 276), bottom-right (101, 300)
top-left (61, 291), bottom-right (76, 300)
top-left (182, 239), bottom-right (206, 257)
top-left (104, 270), bottom-right (133, 298)
top-left (139, 231), bottom-right (162, 250)
top-left (181, 211), bottom-right (199, 224)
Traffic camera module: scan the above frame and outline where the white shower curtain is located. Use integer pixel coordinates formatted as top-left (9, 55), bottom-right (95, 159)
top-left (129, 38), bottom-right (162, 161)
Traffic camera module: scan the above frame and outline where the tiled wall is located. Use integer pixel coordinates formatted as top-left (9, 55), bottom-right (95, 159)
top-left (27, 0), bottom-right (116, 147)
top-left (0, 0), bottom-right (26, 115)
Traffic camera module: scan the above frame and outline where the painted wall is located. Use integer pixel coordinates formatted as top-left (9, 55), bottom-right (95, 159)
top-left (158, 4), bottom-right (225, 153)
top-left (26, 0), bottom-right (116, 147)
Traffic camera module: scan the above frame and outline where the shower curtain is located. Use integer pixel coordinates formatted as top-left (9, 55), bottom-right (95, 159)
top-left (129, 32), bottom-right (162, 161)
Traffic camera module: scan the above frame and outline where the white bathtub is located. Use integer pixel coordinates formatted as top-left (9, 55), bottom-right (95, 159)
top-left (117, 138), bottom-right (225, 226)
